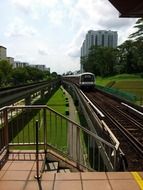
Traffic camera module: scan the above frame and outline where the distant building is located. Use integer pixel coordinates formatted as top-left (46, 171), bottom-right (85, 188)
top-left (80, 30), bottom-right (118, 72)
top-left (0, 46), bottom-right (7, 61)
top-left (7, 57), bottom-right (14, 66)
top-left (30, 64), bottom-right (46, 71)
top-left (14, 61), bottom-right (29, 68)
top-left (46, 67), bottom-right (50, 72)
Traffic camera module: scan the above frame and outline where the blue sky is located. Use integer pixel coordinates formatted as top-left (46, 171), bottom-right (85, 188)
top-left (0, 0), bottom-right (137, 74)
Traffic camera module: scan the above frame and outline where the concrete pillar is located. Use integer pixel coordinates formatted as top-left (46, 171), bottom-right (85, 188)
top-left (25, 95), bottom-right (31, 105)
top-left (41, 90), bottom-right (45, 99)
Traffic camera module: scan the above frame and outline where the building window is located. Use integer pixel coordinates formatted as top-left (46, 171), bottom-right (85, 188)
top-left (91, 35), bottom-right (94, 46)
top-left (102, 34), bottom-right (104, 46)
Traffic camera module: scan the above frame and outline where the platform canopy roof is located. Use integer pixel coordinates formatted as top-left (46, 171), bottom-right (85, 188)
top-left (108, 0), bottom-right (143, 17)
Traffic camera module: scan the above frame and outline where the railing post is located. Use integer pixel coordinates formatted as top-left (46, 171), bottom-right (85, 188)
top-left (3, 108), bottom-right (9, 155)
top-left (113, 148), bottom-right (117, 171)
top-left (34, 120), bottom-right (41, 180)
top-left (98, 145), bottom-right (101, 171)
top-left (43, 108), bottom-right (47, 154)
top-left (76, 127), bottom-right (80, 169)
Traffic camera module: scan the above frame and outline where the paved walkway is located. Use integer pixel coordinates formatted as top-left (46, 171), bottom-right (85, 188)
top-left (0, 88), bottom-right (143, 189)
top-left (61, 86), bottom-right (77, 122)
top-left (61, 87), bottom-right (78, 161)
top-left (0, 157), bottom-right (142, 190)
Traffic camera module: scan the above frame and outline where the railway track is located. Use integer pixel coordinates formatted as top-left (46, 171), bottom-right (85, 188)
top-left (83, 90), bottom-right (143, 171)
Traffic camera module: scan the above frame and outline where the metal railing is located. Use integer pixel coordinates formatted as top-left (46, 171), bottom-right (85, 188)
top-left (0, 105), bottom-right (118, 171)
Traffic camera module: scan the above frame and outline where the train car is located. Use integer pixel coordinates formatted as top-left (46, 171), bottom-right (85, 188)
top-left (79, 72), bottom-right (95, 90)
top-left (62, 72), bottom-right (95, 91)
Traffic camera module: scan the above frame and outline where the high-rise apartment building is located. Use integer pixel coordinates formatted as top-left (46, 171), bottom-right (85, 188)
top-left (7, 57), bottom-right (14, 66)
top-left (80, 30), bottom-right (118, 72)
top-left (0, 46), bottom-right (7, 61)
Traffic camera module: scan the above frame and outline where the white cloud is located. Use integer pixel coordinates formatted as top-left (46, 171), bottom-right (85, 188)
top-left (11, 0), bottom-right (59, 9)
top-left (67, 27), bottom-right (86, 58)
top-left (38, 48), bottom-right (48, 56)
top-left (11, 0), bottom-right (35, 17)
top-left (5, 17), bottom-right (38, 37)
top-left (11, 0), bottom-right (59, 19)
top-left (62, 0), bottom-right (72, 6)
top-left (48, 10), bottom-right (64, 26)
top-left (67, 0), bottom-right (136, 53)
top-left (1, 0), bottom-right (137, 74)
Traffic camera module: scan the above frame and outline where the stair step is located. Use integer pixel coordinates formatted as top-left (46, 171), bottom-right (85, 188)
top-left (48, 162), bottom-right (58, 171)
top-left (59, 169), bottom-right (71, 173)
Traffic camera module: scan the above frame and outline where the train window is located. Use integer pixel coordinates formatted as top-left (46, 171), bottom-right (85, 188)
top-left (81, 74), bottom-right (94, 82)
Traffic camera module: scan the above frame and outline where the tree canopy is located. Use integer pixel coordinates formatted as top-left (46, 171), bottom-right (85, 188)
top-left (82, 18), bottom-right (143, 77)
top-left (0, 60), bottom-right (56, 87)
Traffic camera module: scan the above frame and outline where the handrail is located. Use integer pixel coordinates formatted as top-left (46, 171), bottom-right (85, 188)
top-left (0, 79), bottom-right (60, 108)
top-left (0, 105), bottom-right (119, 171)
top-left (101, 120), bottom-right (120, 151)
top-left (62, 81), bottom-right (118, 170)
top-left (5, 105), bottom-right (115, 149)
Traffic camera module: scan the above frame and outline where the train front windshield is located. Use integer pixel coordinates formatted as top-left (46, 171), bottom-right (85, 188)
top-left (81, 74), bottom-right (94, 82)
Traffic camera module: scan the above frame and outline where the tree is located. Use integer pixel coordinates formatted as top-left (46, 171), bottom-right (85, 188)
top-left (0, 60), bottom-right (12, 86)
top-left (132, 39), bottom-right (143, 73)
top-left (43, 70), bottom-right (50, 80)
top-left (25, 66), bottom-right (45, 82)
top-left (11, 67), bottom-right (29, 85)
top-left (51, 72), bottom-right (58, 78)
top-left (129, 18), bottom-right (143, 40)
top-left (83, 46), bottom-right (118, 77)
top-left (0, 70), bottom-right (4, 86)
top-left (118, 38), bottom-right (143, 74)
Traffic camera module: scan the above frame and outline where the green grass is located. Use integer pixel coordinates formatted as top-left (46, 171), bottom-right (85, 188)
top-left (96, 74), bottom-right (143, 86)
top-left (11, 87), bottom-right (69, 151)
top-left (96, 74), bottom-right (143, 105)
top-left (46, 87), bottom-right (69, 151)
top-left (47, 87), bottom-right (67, 115)
top-left (46, 112), bottom-right (68, 152)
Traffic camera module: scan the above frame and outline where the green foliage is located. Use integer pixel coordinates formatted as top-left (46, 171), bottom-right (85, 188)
top-left (11, 67), bottom-right (29, 85)
top-left (118, 40), bottom-right (143, 74)
top-left (0, 61), bottom-right (52, 87)
top-left (129, 18), bottom-right (143, 40)
top-left (140, 73), bottom-right (143, 78)
top-left (0, 60), bottom-right (12, 87)
top-left (82, 46), bottom-right (118, 77)
top-left (25, 66), bottom-right (45, 82)
top-left (51, 72), bottom-right (58, 79)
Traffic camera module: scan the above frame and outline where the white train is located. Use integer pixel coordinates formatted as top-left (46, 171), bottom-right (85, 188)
top-left (63, 72), bottom-right (95, 90)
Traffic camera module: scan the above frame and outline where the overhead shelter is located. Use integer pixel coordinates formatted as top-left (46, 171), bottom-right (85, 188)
top-left (108, 0), bottom-right (143, 17)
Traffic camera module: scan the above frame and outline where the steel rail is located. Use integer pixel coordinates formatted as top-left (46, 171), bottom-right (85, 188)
top-left (85, 92), bottom-right (143, 156)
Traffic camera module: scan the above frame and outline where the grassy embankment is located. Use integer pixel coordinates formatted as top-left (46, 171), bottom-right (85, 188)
top-left (47, 87), bottom-right (67, 115)
top-left (96, 74), bottom-right (143, 105)
top-left (46, 87), bottom-right (69, 151)
top-left (12, 87), bottom-right (72, 150)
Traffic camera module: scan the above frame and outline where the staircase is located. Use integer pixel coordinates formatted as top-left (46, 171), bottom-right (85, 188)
top-left (0, 105), bottom-right (119, 173)
top-left (41, 149), bottom-right (89, 174)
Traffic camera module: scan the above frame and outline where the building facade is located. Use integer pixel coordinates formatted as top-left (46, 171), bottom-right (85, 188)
top-left (0, 46), bottom-right (7, 61)
top-left (80, 30), bottom-right (118, 72)
top-left (0, 44), bottom-right (49, 72)
top-left (7, 57), bottom-right (14, 66)
top-left (30, 64), bottom-right (46, 71)
top-left (14, 61), bottom-right (29, 68)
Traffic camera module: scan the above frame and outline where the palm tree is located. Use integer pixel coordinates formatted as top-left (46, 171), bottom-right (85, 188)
top-left (129, 18), bottom-right (143, 40)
